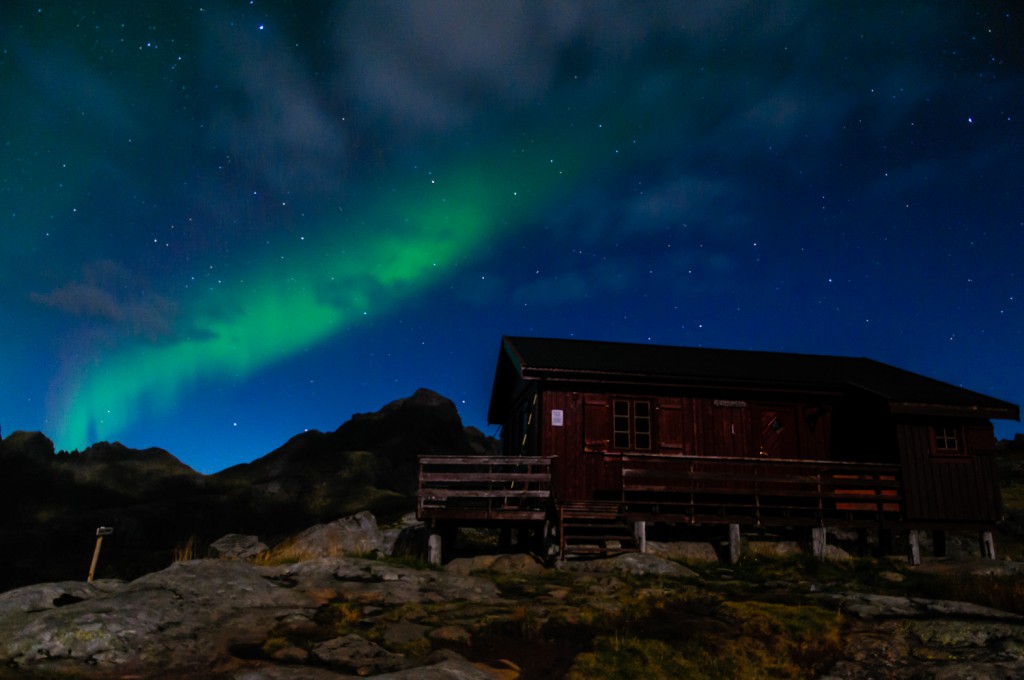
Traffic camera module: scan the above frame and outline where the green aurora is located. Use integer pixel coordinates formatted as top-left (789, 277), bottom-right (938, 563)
top-left (52, 111), bottom-right (637, 449)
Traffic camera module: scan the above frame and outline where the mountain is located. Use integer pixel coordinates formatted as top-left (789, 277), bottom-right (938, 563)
top-left (0, 388), bottom-right (496, 592)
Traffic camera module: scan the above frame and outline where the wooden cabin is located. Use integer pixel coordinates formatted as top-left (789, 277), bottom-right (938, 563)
top-left (418, 336), bottom-right (1019, 562)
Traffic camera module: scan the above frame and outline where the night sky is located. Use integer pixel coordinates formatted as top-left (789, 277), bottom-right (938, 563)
top-left (2, 2), bottom-right (1021, 473)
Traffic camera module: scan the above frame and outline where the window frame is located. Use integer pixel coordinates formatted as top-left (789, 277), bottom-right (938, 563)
top-left (931, 424), bottom-right (965, 458)
top-left (611, 398), bottom-right (653, 451)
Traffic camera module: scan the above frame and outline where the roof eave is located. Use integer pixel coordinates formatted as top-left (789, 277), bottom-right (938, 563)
top-left (520, 367), bottom-right (844, 397)
top-left (889, 402), bottom-right (1021, 421)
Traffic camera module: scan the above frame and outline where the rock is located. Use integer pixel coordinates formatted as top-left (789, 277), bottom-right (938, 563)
top-left (385, 513), bottom-right (429, 558)
top-left (268, 645), bottom-right (309, 663)
top-left (559, 553), bottom-right (698, 578)
top-left (0, 560), bottom-right (310, 671)
top-left (310, 633), bottom-right (405, 675)
top-left (383, 622), bottom-right (431, 646)
top-left (446, 554), bottom-right (546, 576)
top-left (0, 580), bottom-right (122, 617)
top-left (822, 591), bottom-right (1024, 621)
top-left (232, 665), bottom-right (351, 679)
top-left (371, 657), bottom-right (500, 679)
top-left (822, 544), bottom-right (853, 561)
top-left (429, 625), bottom-right (473, 645)
top-left (823, 611), bottom-right (1024, 679)
top-left (278, 511), bottom-right (385, 559)
top-left (0, 556), bottom-right (502, 677)
top-left (278, 557), bottom-right (502, 605)
top-left (446, 555), bottom-right (497, 575)
top-left (209, 534), bottom-right (268, 560)
top-left (746, 540), bottom-right (802, 558)
top-left (646, 540), bottom-right (719, 563)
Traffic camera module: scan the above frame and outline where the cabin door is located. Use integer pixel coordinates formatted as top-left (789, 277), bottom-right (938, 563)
top-left (754, 404), bottom-right (800, 459)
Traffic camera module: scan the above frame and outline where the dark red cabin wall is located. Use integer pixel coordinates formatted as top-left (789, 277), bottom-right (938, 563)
top-left (542, 390), bottom-right (622, 502)
top-left (897, 421), bottom-right (1001, 523)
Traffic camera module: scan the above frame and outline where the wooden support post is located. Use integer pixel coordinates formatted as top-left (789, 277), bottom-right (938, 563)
top-left (427, 533), bottom-right (443, 566)
top-left (932, 529), bottom-right (947, 558)
top-left (811, 527), bottom-right (827, 560)
top-left (633, 521), bottom-right (646, 554)
top-left (540, 519), bottom-right (553, 559)
top-left (980, 531), bottom-right (996, 560)
top-left (907, 530), bottom-right (921, 566)
top-left (728, 523), bottom-right (741, 564)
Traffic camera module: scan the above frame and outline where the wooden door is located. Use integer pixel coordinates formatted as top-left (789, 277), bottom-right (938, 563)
top-left (755, 404), bottom-right (800, 459)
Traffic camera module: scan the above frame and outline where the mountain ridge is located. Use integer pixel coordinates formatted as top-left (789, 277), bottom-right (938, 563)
top-left (0, 388), bottom-right (496, 592)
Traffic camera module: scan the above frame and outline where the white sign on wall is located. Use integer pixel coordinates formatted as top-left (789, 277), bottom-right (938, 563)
top-left (551, 409), bottom-right (564, 427)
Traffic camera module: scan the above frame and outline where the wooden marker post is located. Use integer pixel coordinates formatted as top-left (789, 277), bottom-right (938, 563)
top-left (88, 527), bottom-right (113, 583)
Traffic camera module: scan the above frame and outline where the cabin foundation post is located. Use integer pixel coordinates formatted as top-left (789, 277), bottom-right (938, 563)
top-left (980, 531), bottom-right (996, 559)
top-left (907, 530), bottom-right (922, 566)
top-left (932, 530), bottom-right (947, 558)
top-left (728, 524), bottom-right (741, 564)
top-left (427, 532), bottom-right (443, 566)
top-left (811, 527), bottom-right (828, 560)
top-left (633, 521), bottom-right (647, 554)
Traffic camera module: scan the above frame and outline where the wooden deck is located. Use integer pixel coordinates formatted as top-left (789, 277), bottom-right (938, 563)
top-left (417, 456), bottom-right (552, 522)
top-left (619, 454), bottom-right (902, 528)
top-left (418, 453), bottom-right (902, 528)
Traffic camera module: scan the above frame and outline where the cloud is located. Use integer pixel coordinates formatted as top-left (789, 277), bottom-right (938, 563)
top-left (333, 0), bottom-right (797, 134)
top-left (30, 261), bottom-right (178, 342)
top-left (202, 11), bottom-right (348, 199)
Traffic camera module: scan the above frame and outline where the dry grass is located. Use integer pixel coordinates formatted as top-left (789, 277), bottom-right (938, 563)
top-left (172, 535), bottom-right (197, 562)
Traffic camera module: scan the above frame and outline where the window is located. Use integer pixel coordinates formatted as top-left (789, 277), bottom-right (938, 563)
top-left (613, 399), bottom-right (652, 450)
top-left (934, 426), bottom-right (960, 455)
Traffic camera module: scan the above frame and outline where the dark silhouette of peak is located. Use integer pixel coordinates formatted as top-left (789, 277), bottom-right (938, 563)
top-left (334, 387), bottom-right (474, 459)
top-left (215, 388), bottom-right (492, 499)
top-left (3, 430), bottom-right (56, 462)
top-left (58, 441), bottom-right (201, 498)
top-left (2, 388), bottom-right (498, 593)
top-left (68, 441), bottom-right (197, 474)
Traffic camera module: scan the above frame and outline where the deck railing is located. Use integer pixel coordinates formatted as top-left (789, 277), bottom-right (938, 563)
top-left (416, 453), bottom-right (903, 527)
top-left (417, 456), bottom-right (552, 521)
top-left (619, 454), bottom-right (902, 527)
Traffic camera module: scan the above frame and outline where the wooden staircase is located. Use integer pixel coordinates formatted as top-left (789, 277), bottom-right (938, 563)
top-left (558, 501), bottom-right (637, 558)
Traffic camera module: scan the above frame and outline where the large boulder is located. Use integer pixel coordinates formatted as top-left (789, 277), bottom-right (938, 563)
top-left (209, 534), bottom-right (268, 561)
top-left (276, 511), bottom-right (385, 560)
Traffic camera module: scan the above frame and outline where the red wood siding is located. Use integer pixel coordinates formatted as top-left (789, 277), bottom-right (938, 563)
top-left (897, 423), bottom-right (1001, 523)
top-left (705, 401), bottom-right (752, 456)
top-left (545, 391), bottom-right (622, 502)
top-left (583, 394), bottom-right (611, 452)
top-left (657, 398), bottom-right (684, 451)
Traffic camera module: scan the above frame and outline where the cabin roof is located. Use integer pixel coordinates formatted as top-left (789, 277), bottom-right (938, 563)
top-left (488, 336), bottom-right (1020, 423)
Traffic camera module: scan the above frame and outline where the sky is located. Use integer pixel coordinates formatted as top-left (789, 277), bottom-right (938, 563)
top-left (1, 1), bottom-right (1021, 473)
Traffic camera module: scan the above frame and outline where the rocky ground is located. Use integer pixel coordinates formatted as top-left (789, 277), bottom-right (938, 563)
top-left (3, 512), bottom-right (1024, 679)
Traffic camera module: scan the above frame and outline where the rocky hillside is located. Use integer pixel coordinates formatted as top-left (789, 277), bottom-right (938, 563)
top-left (0, 389), bottom-right (496, 592)
top-left (2, 514), bottom-right (1024, 679)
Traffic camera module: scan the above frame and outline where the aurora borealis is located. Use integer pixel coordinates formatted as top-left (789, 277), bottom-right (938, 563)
top-left (2, 2), bottom-right (1022, 472)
